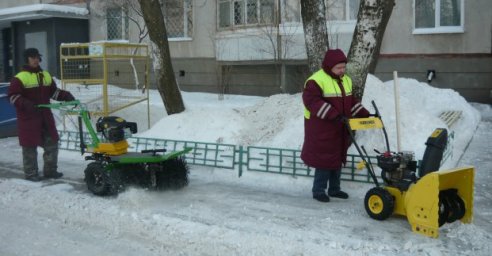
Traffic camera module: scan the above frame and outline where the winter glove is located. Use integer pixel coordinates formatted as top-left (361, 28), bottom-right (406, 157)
top-left (337, 115), bottom-right (348, 124)
top-left (64, 92), bottom-right (75, 102)
top-left (22, 100), bottom-right (37, 113)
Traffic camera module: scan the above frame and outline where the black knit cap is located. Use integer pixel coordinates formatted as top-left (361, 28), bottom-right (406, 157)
top-left (23, 48), bottom-right (42, 63)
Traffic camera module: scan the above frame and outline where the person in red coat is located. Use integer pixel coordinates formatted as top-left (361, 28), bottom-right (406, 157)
top-left (8, 48), bottom-right (75, 181)
top-left (301, 49), bottom-right (370, 202)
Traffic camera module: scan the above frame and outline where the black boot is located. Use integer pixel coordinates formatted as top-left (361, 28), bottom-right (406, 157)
top-left (329, 191), bottom-right (349, 199)
top-left (313, 193), bottom-right (330, 202)
top-left (25, 175), bottom-right (42, 182)
top-left (44, 171), bottom-right (63, 179)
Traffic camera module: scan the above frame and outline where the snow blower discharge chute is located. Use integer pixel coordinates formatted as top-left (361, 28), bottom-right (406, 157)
top-left (347, 101), bottom-right (474, 238)
top-left (39, 101), bottom-right (192, 196)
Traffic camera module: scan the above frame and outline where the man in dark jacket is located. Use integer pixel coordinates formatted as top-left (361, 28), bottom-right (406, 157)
top-left (301, 49), bottom-right (369, 202)
top-left (8, 48), bottom-right (75, 181)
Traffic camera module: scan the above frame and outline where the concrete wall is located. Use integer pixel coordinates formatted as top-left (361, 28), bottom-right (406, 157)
top-left (173, 58), bottom-right (309, 96)
top-left (168, 0), bottom-right (216, 58)
top-left (0, 0), bottom-right (40, 8)
top-left (87, 1), bottom-right (111, 41)
top-left (171, 58), bottom-right (218, 92)
top-left (381, 0), bottom-right (492, 54)
top-left (374, 55), bottom-right (492, 103)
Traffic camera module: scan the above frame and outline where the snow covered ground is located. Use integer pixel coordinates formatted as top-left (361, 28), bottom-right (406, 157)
top-left (0, 75), bottom-right (491, 255)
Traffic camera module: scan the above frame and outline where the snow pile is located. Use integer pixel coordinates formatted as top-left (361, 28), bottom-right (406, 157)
top-left (136, 74), bottom-right (479, 168)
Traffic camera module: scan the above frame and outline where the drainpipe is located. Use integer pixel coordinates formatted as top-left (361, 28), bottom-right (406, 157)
top-left (277, 0), bottom-right (285, 93)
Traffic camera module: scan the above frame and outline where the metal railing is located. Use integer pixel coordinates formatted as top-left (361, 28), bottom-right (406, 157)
top-left (58, 130), bottom-right (382, 184)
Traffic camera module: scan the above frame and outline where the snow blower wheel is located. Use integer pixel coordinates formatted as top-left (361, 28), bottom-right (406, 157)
top-left (364, 187), bottom-right (395, 220)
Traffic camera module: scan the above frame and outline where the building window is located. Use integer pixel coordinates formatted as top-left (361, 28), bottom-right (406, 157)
top-left (218, 0), bottom-right (276, 29)
top-left (414, 0), bottom-right (464, 34)
top-left (219, 1), bottom-right (232, 28)
top-left (163, 0), bottom-right (193, 39)
top-left (326, 0), bottom-right (360, 21)
top-left (281, 0), bottom-right (301, 23)
top-left (107, 8), bottom-right (129, 40)
top-left (271, 0), bottom-right (359, 24)
top-left (219, 0), bottom-right (359, 29)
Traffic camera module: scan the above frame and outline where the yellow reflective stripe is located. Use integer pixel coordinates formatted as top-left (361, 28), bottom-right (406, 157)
top-left (323, 93), bottom-right (339, 97)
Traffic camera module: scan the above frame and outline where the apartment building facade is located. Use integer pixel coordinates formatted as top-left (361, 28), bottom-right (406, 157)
top-left (1, 0), bottom-right (491, 103)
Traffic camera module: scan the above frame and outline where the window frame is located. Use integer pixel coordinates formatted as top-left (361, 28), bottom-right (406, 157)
top-left (413, 0), bottom-right (465, 34)
top-left (217, 0), bottom-right (277, 30)
top-left (165, 0), bottom-right (194, 41)
top-left (106, 7), bottom-right (129, 41)
top-left (325, 0), bottom-right (360, 22)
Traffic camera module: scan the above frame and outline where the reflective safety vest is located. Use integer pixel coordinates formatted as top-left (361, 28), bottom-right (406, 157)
top-left (15, 70), bottom-right (52, 89)
top-left (303, 69), bottom-right (353, 119)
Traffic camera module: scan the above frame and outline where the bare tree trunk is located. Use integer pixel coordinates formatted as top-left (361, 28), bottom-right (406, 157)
top-left (300, 0), bottom-right (329, 74)
top-left (138, 0), bottom-right (185, 115)
top-left (347, 0), bottom-right (395, 99)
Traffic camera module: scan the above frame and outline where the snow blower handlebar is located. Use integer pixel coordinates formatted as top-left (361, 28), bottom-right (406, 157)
top-left (370, 100), bottom-right (390, 154)
top-left (343, 100), bottom-right (391, 187)
top-left (345, 119), bottom-right (381, 187)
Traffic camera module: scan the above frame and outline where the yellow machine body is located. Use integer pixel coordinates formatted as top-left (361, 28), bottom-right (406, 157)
top-left (385, 166), bottom-right (474, 238)
top-left (88, 140), bottom-right (129, 156)
top-left (348, 117), bottom-right (383, 130)
top-left (348, 116), bottom-right (475, 238)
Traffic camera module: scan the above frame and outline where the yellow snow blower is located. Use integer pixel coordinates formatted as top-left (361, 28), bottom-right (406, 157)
top-left (347, 101), bottom-right (474, 238)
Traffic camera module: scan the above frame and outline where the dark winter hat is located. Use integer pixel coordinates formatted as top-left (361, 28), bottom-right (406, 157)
top-left (322, 49), bottom-right (347, 77)
top-left (23, 48), bottom-right (42, 63)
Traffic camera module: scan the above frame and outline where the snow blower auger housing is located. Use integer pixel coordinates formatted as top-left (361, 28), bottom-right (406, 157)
top-left (39, 101), bottom-right (192, 196)
top-left (347, 101), bottom-right (474, 238)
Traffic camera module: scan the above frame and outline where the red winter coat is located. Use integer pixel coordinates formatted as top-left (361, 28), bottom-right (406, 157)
top-left (8, 65), bottom-right (74, 147)
top-left (301, 49), bottom-right (369, 170)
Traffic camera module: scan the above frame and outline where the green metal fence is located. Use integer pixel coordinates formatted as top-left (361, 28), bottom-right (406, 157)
top-left (58, 130), bottom-right (382, 184)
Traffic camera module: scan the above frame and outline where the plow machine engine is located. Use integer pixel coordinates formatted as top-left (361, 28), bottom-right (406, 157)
top-left (348, 101), bottom-right (474, 238)
top-left (377, 150), bottom-right (417, 191)
top-left (96, 116), bottom-right (137, 143)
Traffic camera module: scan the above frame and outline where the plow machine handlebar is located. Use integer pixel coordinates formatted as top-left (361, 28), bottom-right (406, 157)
top-left (37, 100), bottom-right (100, 154)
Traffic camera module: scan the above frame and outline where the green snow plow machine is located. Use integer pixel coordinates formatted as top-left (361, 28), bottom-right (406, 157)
top-left (39, 100), bottom-right (192, 196)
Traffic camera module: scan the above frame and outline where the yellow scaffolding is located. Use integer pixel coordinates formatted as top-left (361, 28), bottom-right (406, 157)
top-left (60, 42), bottom-right (150, 128)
